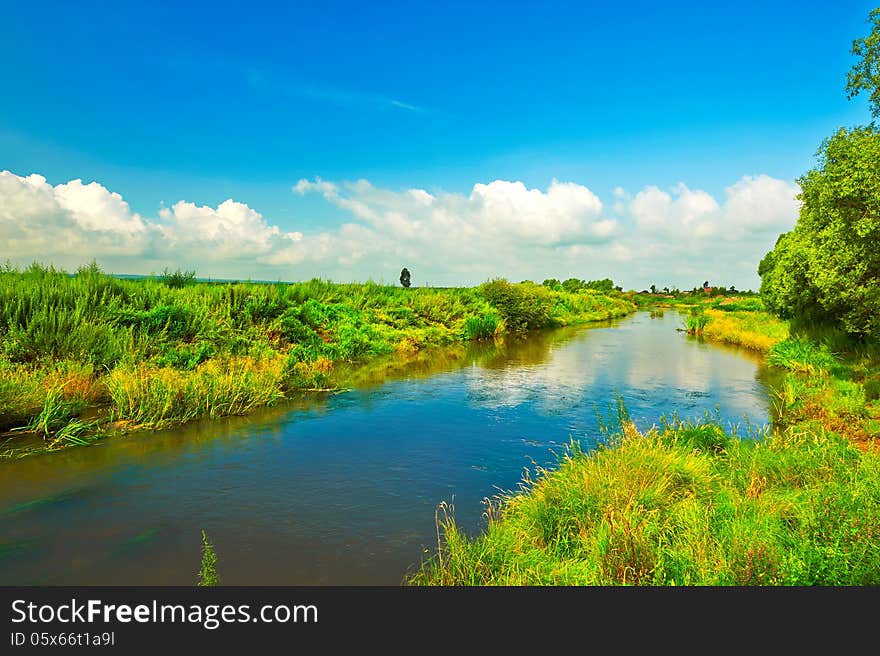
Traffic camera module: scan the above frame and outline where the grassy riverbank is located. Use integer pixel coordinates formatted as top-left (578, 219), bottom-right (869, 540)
top-left (0, 263), bottom-right (635, 456)
top-left (409, 294), bottom-right (880, 585)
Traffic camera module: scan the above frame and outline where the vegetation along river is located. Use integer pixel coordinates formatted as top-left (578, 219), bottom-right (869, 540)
top-left (0, 311), bottom-right (777, 584)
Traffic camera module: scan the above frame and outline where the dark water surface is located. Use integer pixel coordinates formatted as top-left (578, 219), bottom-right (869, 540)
top-left (0, 311), bottom-right (775, 585)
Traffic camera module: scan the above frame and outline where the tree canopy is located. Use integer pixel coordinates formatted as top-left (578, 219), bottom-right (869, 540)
top-left (846, 8), bottom-right (880, 119)
top-left (759, 125), bottom-right (880, 337)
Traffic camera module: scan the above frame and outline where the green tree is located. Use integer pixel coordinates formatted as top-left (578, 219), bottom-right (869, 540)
top-left (846, 8), bottom-right (880, 118)
top-left (585, 278), bottom-right (614, 292)
top-left (760, 125), bottom-right (880, 337)
top-left (561, 278), bottom-right (584, 293)
top-left (399, 267), bottom-right (411, 288)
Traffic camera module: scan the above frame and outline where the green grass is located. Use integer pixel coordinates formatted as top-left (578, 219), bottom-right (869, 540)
top-left (0, 264), bottom-right (635, 453)
top-left (768, 339), bottom-right (838, 376)
top-left (408, 418), bottom-right (880, 585)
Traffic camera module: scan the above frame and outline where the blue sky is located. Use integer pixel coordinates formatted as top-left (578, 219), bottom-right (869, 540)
top-left (1, 1), bottom-right (877, 288)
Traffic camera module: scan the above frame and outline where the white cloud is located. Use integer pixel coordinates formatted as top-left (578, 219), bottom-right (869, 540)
top-left (0, 172), bottom-right (148, 257)
top-left (157, 199), bottom-right (302, 260)
top-left (293, 176), bottom-right (616, 249)
top-left (0, 169), bottom-right (800, 290)
top-left (611, 175), bottom-right (800, 289)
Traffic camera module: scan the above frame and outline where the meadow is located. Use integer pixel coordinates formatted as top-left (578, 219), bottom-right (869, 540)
top-left (0, 263), bottom-right (635, 455)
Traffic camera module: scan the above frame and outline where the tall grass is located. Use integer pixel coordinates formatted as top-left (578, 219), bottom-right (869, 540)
top-left (107, 357), bottom-right (286, 427)
top-left (768, 339), bottom-right (838, 376)
top-left (700, 310), bottom-right (789, 352)
top-left (409, 418), bottom-right (880, 585)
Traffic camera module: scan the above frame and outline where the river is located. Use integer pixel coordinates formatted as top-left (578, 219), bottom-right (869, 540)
top-left (0, 311), bottom-right (776, 585)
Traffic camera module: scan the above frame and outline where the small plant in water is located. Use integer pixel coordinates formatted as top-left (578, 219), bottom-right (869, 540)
top-left (197, 530), bottom-right (220, 586)
top-left (685, 309), bottom-right (708, 335)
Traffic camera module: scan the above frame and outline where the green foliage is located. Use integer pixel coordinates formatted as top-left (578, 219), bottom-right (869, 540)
top-left (710, 297), bottom-right (765, 312)
top-left (585, 278), bottom-right (615, 293)
top-left (463, 313), bottom-right (499, 340)
top-left (846, 8), bottom-right (880, 118)
top-left (479, 279), bottom-right (555, 332)
top-left (768, 339), bottom-right (838, 376)
top-left (160, 268), bottom-right (196, 289)
top-left (561, 278), bottom-right (584, 293)
top-left (155, 342), bottom-right (215, 370)
top-left (197, 530), bottom-right (219, 586)
top-left (685, 310), bottom-right (708, 334)
top-left (759, 126), bottom-right (880, 338)
top-left (26, 387), bottom-right (84, 439)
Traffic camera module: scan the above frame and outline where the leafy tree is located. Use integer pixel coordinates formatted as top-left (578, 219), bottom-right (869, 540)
top-left (650, 284), bottom-right (657, 294)
top-left (561, 278), bottom-right (584, 293)
top-left (584, 278), bottom-right (614, 292)
top-left (542, 278), bottom-right (562, 291)
top-left (759, 126), bottom-right (880, 337)
top-left (399, 267), bottom-right (411, 288)
top-left (846, 8), bottom-right (880, 118)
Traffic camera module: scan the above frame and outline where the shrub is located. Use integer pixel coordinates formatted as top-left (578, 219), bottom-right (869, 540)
top-left (479, 279), bottom-right (555, 332)
top-left (160, 268), bottom-right (196, 289)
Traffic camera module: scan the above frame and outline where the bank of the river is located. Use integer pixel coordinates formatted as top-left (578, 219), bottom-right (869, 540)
top-left (0, 311), bottom-right (775, 585)
top-left (0, 264), bottom-right (635, 457)
top-left (409, 294), bottom-right (880, 585)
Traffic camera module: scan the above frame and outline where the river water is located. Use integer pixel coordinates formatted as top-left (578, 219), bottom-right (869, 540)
top-left (0, 311), bottom-right (776, 585)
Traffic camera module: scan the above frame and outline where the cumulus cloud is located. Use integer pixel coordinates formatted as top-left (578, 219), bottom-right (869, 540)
top-left (0, 169), bottom-right (800, 289)
top-left (157, 199), bottom-right (302, 260)
top-left (619, 175), bottom-right (799, 241)
top-left (0, 171), bottom-right (301, 277)
top-left (611, 174), bottom-right (800, 288)
top-left (294, 176), bottom-right (615, 248)
top-left (0, 172), bottom-right (148, 257)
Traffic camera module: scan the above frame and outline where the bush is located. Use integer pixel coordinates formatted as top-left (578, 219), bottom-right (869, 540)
top-left (479, 279), bottom-right (555, 332)
top-left (160, 268), bottom-right (196, 289)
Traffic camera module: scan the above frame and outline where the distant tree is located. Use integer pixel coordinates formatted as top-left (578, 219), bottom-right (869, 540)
top-left (542, 278), bottom-right (562, 291)
top-left (584, 278), bottom-right (614, 293)
top-left (663, 287), bottom-right (669, 294)
top-left (846, 8), bottom-right (880, 118)
top-left (399, 267), bottom-right (411, 288)
top-left (703, 280), bottom-right (709, 289)
top-left (561, 278), bottom-right (585, 293)
top-left (161, 267), bottom-right (196, 289)
top-left (650, 284), bottom-right (657, 294)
